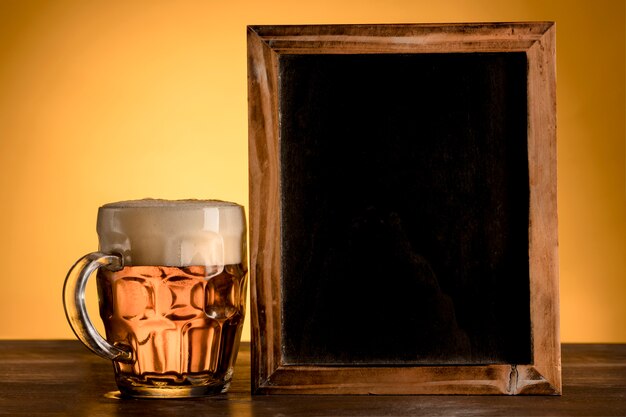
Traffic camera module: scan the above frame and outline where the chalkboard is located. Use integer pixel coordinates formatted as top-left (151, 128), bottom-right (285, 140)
top-left (279, 52), bottom-right (531, 366)
top-left (248, 22), bottom-right (560, 395)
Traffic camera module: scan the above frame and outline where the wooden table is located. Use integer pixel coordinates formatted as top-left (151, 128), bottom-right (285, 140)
top-left (0, 341), bottom-right (624, 416)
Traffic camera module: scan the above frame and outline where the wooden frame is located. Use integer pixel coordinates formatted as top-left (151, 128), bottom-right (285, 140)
top-left (247, 22), bottom-right (559, 395)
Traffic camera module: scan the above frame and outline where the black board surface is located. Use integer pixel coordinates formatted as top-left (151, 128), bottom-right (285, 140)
top-left (279, 53), bottom-right (531, 365)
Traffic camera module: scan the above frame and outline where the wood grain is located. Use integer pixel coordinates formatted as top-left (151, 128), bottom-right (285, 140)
top-left (1, 342), bottom-right (624, 416)
top-left (525, 23), bottom-right (561, 394)
top-left (247, 22), bottom-right (559, 395)
top-left (250, 22), bottom-right (553, 54)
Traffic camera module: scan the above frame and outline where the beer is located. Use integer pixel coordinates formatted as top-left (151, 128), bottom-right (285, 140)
top-left (97, 263), bottom-right (247, 396)
top-left (64, 199), bottom-right (247, 397)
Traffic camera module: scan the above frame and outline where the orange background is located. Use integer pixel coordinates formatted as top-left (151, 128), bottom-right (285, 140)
top-left (0, 0), bottom-right (624, 343)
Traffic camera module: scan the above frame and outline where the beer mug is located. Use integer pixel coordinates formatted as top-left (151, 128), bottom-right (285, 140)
top-left (63, 199), bottom-right (247, 398)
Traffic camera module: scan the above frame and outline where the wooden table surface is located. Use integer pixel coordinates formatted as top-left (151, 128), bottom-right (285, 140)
top-left (0, 341), bottom-right (624, 416)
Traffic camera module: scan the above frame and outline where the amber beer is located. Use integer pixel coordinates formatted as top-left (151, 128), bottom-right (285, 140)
top-left (63, 199), bottom-right (247, 398)
top-left (97, 264), bottom-right (246, 396)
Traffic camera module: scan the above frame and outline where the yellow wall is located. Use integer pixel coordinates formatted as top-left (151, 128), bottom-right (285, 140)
top-left (0, 0), bottom-right (624, 343)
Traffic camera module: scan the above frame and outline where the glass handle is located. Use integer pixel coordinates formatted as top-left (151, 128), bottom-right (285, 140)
top-left (63, 252), bottom-right (133, 362)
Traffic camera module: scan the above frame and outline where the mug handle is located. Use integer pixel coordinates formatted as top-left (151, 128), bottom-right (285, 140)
top-left (63, 252), bottom-right (133, 362)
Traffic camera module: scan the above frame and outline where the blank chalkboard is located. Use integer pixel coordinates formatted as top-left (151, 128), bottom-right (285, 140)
top-left (279, 52), bottom-right (531, 366)
top-left (248, 22), bottom-right (560, 395)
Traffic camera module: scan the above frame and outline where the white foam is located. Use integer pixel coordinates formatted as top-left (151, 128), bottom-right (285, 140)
top-left (97, 199), bottom-right (246, 267)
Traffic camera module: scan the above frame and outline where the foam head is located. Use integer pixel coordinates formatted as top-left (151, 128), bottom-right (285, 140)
top-left (96, 199), bottom-right (246, 267)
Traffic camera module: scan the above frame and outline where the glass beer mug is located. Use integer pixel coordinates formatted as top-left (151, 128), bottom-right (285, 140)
top-left (63, 199), bottom-right (247, 398)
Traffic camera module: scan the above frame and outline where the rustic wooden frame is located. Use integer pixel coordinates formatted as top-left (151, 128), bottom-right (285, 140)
top-left (247, 22), bottom-right (559, 395)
